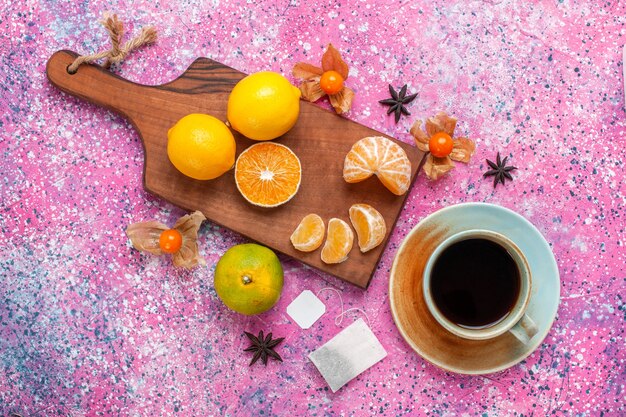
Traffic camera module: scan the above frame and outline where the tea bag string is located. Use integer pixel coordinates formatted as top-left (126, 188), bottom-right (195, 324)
top-left (317, 287), bottom-right (371, 328)
top-left (67, 13), bottom-right (157, 74)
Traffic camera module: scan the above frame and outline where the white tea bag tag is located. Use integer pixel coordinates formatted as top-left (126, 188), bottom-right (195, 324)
top-left (308, 318), bottom-right (387, 392)
top-left (287, 290), bottom-right (326, 329)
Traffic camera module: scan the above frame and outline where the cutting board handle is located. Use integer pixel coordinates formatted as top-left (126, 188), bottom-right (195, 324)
top-left (46, 50), bottom-right (147, 120)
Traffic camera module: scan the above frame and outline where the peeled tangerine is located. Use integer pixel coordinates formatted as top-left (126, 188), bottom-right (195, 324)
top-left (321, 218), bottom-right (354, 264)
top-left (349, 204), bottom-right (386, 253)
top-left (343, 136), bottom-right (412, 195)
top-left (290, 214), bottom-right (325, 252)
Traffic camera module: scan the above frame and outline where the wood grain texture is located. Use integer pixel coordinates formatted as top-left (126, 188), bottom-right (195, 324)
top-left (46, 50), bottom-right (426, 288)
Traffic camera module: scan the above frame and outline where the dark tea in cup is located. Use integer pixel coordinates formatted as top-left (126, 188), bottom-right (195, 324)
top-left (422, 229), bottom-right (537, 343)
top-left (430, 238), bottom-right (520, 329)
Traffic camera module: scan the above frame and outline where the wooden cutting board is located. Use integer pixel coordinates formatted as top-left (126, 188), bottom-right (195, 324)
top-left (46, 50), bottom-right (426, 288)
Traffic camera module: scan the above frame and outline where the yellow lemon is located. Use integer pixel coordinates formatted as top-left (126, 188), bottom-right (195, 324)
top-left (214, 243), bottom-right (284, 315)
top-left (227, 71), bottom-right (301, 141)
top-left (167, 113), bottom-right (236, 180)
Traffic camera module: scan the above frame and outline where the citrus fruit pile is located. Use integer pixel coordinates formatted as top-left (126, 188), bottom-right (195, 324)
top-left (158, 63), bottom-right (415, 316)
top-left (161, 72), bottom-right (304, 315)
top-left (286, 134), bottom-right (413, 265)
top-left (166, 71), bottom-right (303, 208)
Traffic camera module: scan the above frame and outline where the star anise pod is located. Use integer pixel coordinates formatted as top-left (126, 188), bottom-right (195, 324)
top-left (243, 330), bottom-right (284, 366)
top-left (379, 84), bottom-right (418, 123)
top-left (483, 152), bottom-right (517, 188)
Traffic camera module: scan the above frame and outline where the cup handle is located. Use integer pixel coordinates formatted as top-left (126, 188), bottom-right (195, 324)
top-left (509, 313), bottom-right (538, 344)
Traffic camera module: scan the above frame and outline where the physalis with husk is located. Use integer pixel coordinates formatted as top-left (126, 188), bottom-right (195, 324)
top-left (292, 43), bottom-right (354, 114)
top-left (126, 210), bottom-right (206, 269)
top-left (410, 112), bottom-right (476, 180)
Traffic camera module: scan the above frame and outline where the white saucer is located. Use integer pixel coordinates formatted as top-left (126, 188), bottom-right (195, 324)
top-left (389, 203), bottom-right (560, 374)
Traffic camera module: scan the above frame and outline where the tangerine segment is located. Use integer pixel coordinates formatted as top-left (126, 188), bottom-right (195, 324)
top-left (290, 214), bottom-right (325, 252)
top-left (321, 218), bottom-right (354, 264)
top-left (349, 204), bottom-right (387, 253)
top-left (235, 142), bottom-right (302, 207)
top-left (343, 136), bottom-right (412, 195)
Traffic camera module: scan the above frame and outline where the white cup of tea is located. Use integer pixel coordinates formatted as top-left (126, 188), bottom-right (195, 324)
top-left (422, 229), bottom-right (538, 343)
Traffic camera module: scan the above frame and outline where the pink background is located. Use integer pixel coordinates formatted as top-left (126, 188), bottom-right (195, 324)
top-left (1, 0), bottom-right (624, 415)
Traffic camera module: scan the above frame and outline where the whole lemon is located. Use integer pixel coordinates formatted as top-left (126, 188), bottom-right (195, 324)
top-left (167, 113), bottom-right (236, 180)
top-left (214, 243), bottom-right (284, 315)
top-left (227, 71), bottom-right (301, 141)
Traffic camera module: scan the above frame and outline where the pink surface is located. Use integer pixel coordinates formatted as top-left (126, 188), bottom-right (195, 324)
top-left (1, 0), bottom-right (624, 415)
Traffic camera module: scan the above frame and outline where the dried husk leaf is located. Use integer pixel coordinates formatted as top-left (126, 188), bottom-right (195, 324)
top-left (292, 62), bottom-right (323, 80)
top-left (299, 78), bottom-right (326, 102)
top-left (433, 112), bottom-right (457, 136)
top-left (329, 86), bottom-right (354, 114)
top-left (321, 43), bottom-right (349, 80)
top-left (172, 211), bottom-right (207, 269)
top-left (173, 245), bottom-right (206, 269)
top-left (126, 220), bottom-right (168, 255)
top-left (410, 120), bottom-right (430, 152)
top-left (450, 137), bottom-right (476, 163)
top-left (425, 116), bottom-right (445, 137)
top-left (172, 210), bottom-right (206, 232)
top-left (423, 154), bottom-right (455, 180)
